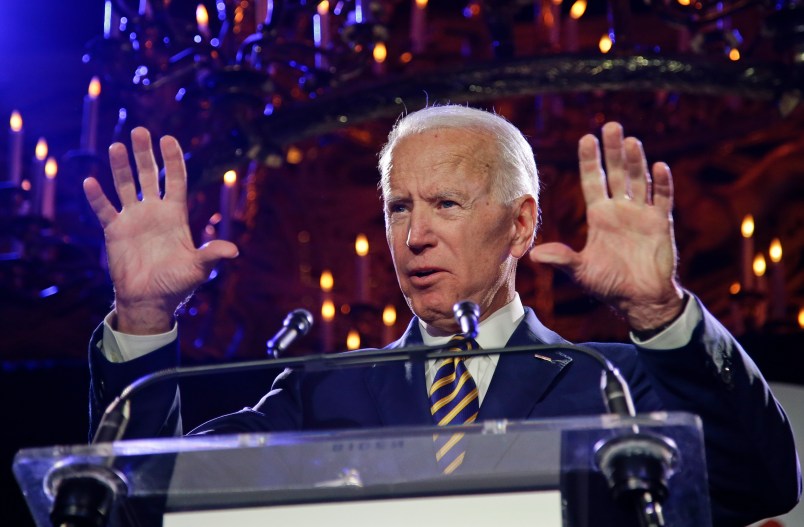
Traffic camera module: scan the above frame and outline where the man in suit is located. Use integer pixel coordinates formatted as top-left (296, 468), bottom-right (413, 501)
top-left (84, 105), bottom-right (800, 524)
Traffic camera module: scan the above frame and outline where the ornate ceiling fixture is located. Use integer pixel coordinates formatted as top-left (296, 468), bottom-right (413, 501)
top-left (84, 0), bottom-right (803, 184)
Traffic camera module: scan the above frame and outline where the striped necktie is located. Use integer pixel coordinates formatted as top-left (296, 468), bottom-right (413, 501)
top-left (429, 335), bottom-right (480, 474)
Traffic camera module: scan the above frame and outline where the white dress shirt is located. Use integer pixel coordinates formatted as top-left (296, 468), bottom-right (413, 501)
top-left (102, 293), bottom-right (703, 404)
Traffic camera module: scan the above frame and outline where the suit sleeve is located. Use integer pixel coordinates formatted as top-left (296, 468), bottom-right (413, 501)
top-left (88, 323), bottom-right (183, 441)
top-left (636, 296), bottom-right (801, 525)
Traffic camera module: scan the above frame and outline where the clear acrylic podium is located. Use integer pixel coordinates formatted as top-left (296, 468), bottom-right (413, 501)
top-left (14, 412), bottom-right (711, 526)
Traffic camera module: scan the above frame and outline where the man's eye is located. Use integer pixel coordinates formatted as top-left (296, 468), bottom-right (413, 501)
top-left (440, 200), bottom-right (457, 208)
top-left (388, 203), bottom-right (407, 214)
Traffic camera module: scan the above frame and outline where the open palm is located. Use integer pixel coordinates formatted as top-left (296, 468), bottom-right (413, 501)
top-left (83, 128), bottom-right (238, 334)
top-left (530, 123), bottom-right (684, 331)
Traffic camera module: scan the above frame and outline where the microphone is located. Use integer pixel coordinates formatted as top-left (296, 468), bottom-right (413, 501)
top-left (266, 309), bottom-right (314, 358)
top-left (453, 300), bottom-right (480, 339)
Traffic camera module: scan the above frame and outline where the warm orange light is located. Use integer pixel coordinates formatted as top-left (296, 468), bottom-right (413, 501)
top-left (552, 0), bottom-right (563, 5)
top-left (35, 138), bottom-right (48, 161)
top-left (599, 34), bottom-right (613, 53)
top-left (728, 48), bottom-right (740, 61)
top-left (415, 0), bottom-right (428, 8)
top-left (677, 0), bottom-right (691, 5)
top-left (209, 212), bottom-right (222, 225)
top-left (346, 329), bottom-right (361, 350)
top-left (21, 180), bottom-right (31, 191)
top-left (196, 4), bottom-right (209, 27)
top-left (753, 253), bottom-right (766, 277)
top-left (223, 170), bottom-right (237, 186)
top-left (317, 1), bottom-right (329, 15)
top-left (321, 299), bottom-right (335, 321)
top-left (88, 76), bottom-right (101, 98)
top-left (373, 42), bottom-right (387, 63)
top-left (286, 146), bottom-right (303, 164)
top-left (320, 270), bottom-right (334, 292)
top-left (45, 158), bottom-right (58, 179)
top-left (10, 111), bottom-right (22, 132)
top-left (400, 52), bottom-right (413, 63)
top-left (741, 215), bottom-right (754, 238)
top-left (729, 282), bottom-right (741, 295)
top-left (382, 305), bottom-right (397, 326)
top-left (355, 234), bottom-right (369, 256)
top-left (769, 238), bottom-right (782, 263)
top-left (569, 0), bottom-right (587, 19)
top-left (798, 307), bottom-right (804, 329)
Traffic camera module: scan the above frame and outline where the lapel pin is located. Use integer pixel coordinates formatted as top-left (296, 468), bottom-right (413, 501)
top-left (533, 354), bottom-right (554, 363)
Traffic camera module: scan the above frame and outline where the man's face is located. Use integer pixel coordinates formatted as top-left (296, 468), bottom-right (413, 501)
top-left (384, 128), bottom-right (523, 332)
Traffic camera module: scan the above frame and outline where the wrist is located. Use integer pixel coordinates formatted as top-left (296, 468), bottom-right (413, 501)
top-left (113, 300), bottom-right (175, 335)
top-left (629, 291), bottom-right (689, 340)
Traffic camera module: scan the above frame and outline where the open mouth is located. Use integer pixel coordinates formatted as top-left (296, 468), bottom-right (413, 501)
top-left (412, 270), bottom-right (437, 278)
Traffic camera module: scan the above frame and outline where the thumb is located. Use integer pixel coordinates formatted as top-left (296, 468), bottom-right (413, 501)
top-left (528, 242), bottom-right (580, 274)
top-left (198, 240), bottom-right (240, 267)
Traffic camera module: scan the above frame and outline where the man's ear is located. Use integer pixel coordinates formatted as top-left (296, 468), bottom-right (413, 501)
top-left (510, 195), bottom-right (537, 259)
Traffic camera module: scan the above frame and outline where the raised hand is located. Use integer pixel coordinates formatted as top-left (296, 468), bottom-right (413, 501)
top-left (529, 122), bottom-right (684, 331)
top-left (83, 127), bottom-right (239, 335)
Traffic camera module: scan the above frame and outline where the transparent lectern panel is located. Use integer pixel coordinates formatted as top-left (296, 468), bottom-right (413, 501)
top-left (14, 412), bottom-right (710, 527)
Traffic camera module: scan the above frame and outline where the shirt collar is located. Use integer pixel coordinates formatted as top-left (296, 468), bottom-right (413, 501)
top-left (418, 294), bottom-right (526, 349)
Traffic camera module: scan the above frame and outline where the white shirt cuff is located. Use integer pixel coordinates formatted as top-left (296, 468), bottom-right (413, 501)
top-left (101, 311), bottom-right (178, 363)
top-left (629, 293), bottom-right (702, 350)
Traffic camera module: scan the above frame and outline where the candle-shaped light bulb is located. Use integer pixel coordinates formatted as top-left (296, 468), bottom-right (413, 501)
top-left (382, 304), bottom-right (397, 343)
top-left (219, 170), bottom-right (237, 240)
top-left (317, 0), bottom-right (329, 16)
top-left (36, 138), bottom-right (48, 161)
top-left (8, 110), bottom-right (24, 186)
top-left (741, 215), bottom-right (754, 238)
top-left (373, 42), bottom-right (387, 63)
top-left (382, 305), bottom-right (396, 326)
top-left (45, 158), bottom-right (57, 178)
top-left (753, 253), bottom-right (766, 277)
top-left (740, 214), bottom-right (755, 290)
top-left (42, 157), bottom-right (58, 220)
top-left (81, 78), bottom-right (101, 153)
top-left (769, 238), bottom-right (782, 263)
top-left (355, 234), bottom-right (369, 256)
top-left (88, 76), bottom-right (101, 98)
top-left (346, 329), bottom-right (361, 350)
top-left (411, 0), bottom-right (428, 53)
top-left (10, 111), bottom-right (22, 132)
top-left (321, 299), bottom-right (336, 322)
top-left (569, 0), bottom-right (587, 19)
top-left (196, 4), bottom-right (210, 37)
top-left (729, 282), bottom-right (741, 295)
top-left (599, 34), bottom-right (613, 53)
top-left (798, 308), bottom-right (804, 329)
top-left (768, 238), bottom-right (786, 319)
top-left (320, 270), bottom-right (334, 292)
top-left (223, 169), bottom-right (237, 187)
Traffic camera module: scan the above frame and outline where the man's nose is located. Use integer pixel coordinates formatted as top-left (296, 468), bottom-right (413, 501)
top-left (406, 210), bottom-right (435, 252)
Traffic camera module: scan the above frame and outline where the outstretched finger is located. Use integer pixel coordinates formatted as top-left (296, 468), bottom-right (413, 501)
top-left (131, 127), bottom-right (161, 200)
top-left (108, 142), bottom-right (139, 206)
top-left (578, 134), bottom-right (608, 207)
top-left (83, 177), bottom-right (118, 228)
top-left (652, 161), bottom-right (674, 215)
top-left (528, 242), bottom-right (582, 276)
top-left (197, 240), bottom-right (240, 274)
top-left (624, 137), bottom-right (650, 205)
top-left (601, 122), bottom-right (627, 199)
top-left (161, 135), bottom-right (187, 204)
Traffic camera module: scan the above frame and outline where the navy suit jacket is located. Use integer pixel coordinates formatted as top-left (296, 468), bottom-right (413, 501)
top-left (89, 299), bottom-right (800, 525)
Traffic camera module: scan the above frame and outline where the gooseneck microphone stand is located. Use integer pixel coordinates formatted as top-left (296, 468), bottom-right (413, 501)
top-left (50, 301), bottom-right (678, 527)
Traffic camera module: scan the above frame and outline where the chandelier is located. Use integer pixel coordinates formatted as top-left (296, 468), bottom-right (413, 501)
top-left (83, 0), bottom-right (803, 185)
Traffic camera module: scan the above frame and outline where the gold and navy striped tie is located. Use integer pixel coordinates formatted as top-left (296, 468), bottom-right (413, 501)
top-left (429, 335), bottom-right (480, 474)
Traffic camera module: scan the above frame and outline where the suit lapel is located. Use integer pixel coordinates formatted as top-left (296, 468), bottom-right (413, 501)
top-left (478, 308), bottom-right (573, 421)
top-left (364, 318), bottom-right (432, 426)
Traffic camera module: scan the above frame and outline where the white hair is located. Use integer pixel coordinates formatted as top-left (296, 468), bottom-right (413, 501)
top-left (378, 105), bottom-right (540, 233)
